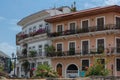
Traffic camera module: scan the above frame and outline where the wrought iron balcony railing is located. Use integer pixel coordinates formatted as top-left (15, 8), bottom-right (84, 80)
top-left (48, 24), bottom-right (120, 37)
top-left (17, 47), bottom-right (120, 59)
top-left (17, 51), bottom-right (47, 59)
top-left (46, 47), bottom-right (120, 57)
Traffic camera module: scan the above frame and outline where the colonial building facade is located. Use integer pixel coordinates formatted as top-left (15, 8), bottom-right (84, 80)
top-left (45, 5), bottom-right (120, 78)
top-left (16, 7), bottom-right (71, 77)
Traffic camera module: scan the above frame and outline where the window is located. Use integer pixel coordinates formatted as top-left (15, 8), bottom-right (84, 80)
top-left (46, 23), bottom-right (48, 25)
top-left (116, 59), bottom-right (120, 71)
top-left (116, 17), bottom-right (120, 28)
top-left (33, 26), bottom-right (36, 32)
top-left (25, 30), bottom-right (27, 34)
top-left (82, 59), bottom-right (89, 71)
top-left (57, 25), bottom-right (63, 32)
top-left (82, 20), bottom-right (89, 32)
top-left (69, 42), bottom-right (75, 55)
top-left (32, 46), bottom-right (35, 50)
top-left (29, 47), bottom-right (31, 51)
top-left (70, 22), bottom-right (76, 30)
top-left (39, 24), bottom-right (43, 28)
top-left (44, 44), bottom-right (48, 56)
top-left (38, 45), bottom-right (42, 56)
top-left (29, 28), bottom-right (32, 33)
top-left (57, 43), bottom-right (62, 52)
top-left (43, 61), bottom-right (48, 65)
top-left (97, 17), bottom-right (104, 30)
top-left (82, 41), bottom-right (89, 55)
top-left (116, 38), bottom-right (120, 53)
top-left (22, 31), bottom-right (24, 34)
top-left (37, 62), bottom-right (42, 66)
top-left (44, 44), bottom-right (48, 48)
top-left (97, 39), bottom-right (104, 53)
top-left (31, 63), bottom-right (35, 68)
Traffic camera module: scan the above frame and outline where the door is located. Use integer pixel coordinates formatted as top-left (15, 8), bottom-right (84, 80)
top-left (57, 25), bottom-right (63, 33)
top-left (56, 64), bottom-right (62, 77)
top-left (82, 41), bottom-right (89, 55)
top-left (57, 43), bottom-right (62, 52)
top-left (82, 60), bottom-right (89, 71)
top-left (70, 22), bottom-right (76, 34)
top-left (69, 42), bottom-right (75, 55)
top-left (66, 64), bottom-right (78, 78)
top-left (82, 20), bottom-right (89, 32)
top-left (116, 38), bottom-right (120, 53)
top-left (97, 39), bottom-right (104, 54)
top-left (57, 43), bottom-right (63, 56)
top-left (116, 17), bottom-right (120, 29)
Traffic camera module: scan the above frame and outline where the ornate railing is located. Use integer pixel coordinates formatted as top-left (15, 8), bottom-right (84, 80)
top-left (46, 47), bottom-right (120, 57)
top-left (17, 47), bottom-right (120, 59)
top-left (48, 24), bottom-right (120, 37)
top-left (16, 28), bottom-right (47, 42)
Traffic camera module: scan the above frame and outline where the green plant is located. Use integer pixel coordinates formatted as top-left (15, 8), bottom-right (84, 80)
top-left (70, 1), bottom-right (77, 12)
top-left (85, 57), bottom-right (110, 77)
top-left (56, 51), bottom-right (63, 56)
top-left (45, 45), bottom-right (55, 57)
top-left (29, 50), bottom-right (37, 57)
top-left (0, 66), bottom-right (3, 72)
top-left (98, 46), bottom-right (104, 54)
top-left (69, 48), bottom-right (75, 55)
top-left (35, 64), bottom-right (58, 78)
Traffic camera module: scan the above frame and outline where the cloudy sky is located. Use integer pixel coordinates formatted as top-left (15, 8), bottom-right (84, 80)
top-left (0, 0), bottom-right (120, 57)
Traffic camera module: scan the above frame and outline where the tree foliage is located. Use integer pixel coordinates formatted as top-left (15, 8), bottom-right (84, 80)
top-left (35, 64), bottom-right (58, 78)
top-left (85, 57), bottom-right (110, 76)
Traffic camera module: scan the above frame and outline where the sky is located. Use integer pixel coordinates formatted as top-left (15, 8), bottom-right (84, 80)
top-left (0, 0), bottom-right (120, 57)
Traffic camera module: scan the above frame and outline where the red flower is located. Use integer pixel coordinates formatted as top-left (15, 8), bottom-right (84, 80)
top-left (31, 68), bottom-right (35, 71)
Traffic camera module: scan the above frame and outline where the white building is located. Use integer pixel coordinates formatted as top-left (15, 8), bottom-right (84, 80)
top-left (0, 51), bottom-right (11, 73)
top-left (16, 6), bottom-right (71, 78)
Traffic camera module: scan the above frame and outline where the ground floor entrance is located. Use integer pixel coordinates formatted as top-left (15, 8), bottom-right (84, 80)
top-left (66, 64), bottom-right (78, 78)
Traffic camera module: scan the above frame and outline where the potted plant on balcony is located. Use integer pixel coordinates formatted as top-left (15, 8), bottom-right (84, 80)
top-left (56, 51), bottom-right (63, 56)
top-left (29, 32), bottom-right (36, 37)
top-left (35, 28), bottom-right (46, 35)
top-left (97, 46), bottom-right (104, 54)
top-left (69, 48), bottom-right (75, 55)
top-left (45, 45), bottom-right (55, 57)
top-left (29, 50), bottom-right (37, 57)
top-left (20, 34), bottom-right (28, 39)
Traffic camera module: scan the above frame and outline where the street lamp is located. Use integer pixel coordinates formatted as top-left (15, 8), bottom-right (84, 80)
top-left (12, 53), bottom-right (17, 77)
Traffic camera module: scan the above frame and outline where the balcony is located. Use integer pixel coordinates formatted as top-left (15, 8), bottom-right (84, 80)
top-left (16, 28), bottom-right (46, 44)
top-left (17, 47), bottom-right (120, 59)
top-left (17, 51), bottom-right (47, 60)
top-left (46, 47), bottom-right (120, 58)
top-left (48, 24), bottom-right (120, 38)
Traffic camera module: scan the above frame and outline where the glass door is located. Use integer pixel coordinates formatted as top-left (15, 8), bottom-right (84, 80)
top-left (97, 17), bottom-right (104, 31)
top-left (116, 38), bottom-right (120, 53)
top-left (97, 39), bottom-right (104, 54)
top-left (69, 42), bottom-right (75, 55)
top-left (82, 41), bottom-right (89, 55)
